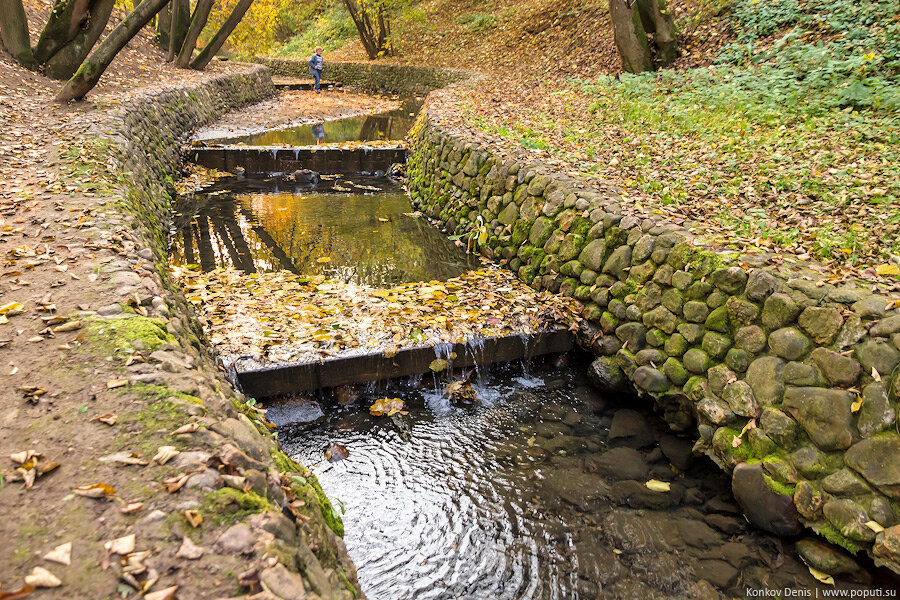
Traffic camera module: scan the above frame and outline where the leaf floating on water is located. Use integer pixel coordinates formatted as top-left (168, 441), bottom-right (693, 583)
top-left (645, 480), bottom-right (671, 493)
top-left (369, 397), bottom-right (407, 417)
top-left (808, 566), bottom-right (834, 585)
top-left (72, 483), bottom-right (116, 499)
top-left (24, 567), bottom-right (61, 588)
top-left (429, 359), bottom-right (448, 373)
top-left (324, 442), bottom-right (350, 462)
top-left (43, 542), bottom-right (72, 566)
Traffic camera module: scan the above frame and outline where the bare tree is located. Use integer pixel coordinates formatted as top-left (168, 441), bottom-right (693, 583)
top-left (56, 0), bottom-right (170, 101)
top-left (190, 0), bottom-right (254, 70)
top-left (174, 0), bottom-right (214, 67)
top-left (0, 0), bottom-right (36, 68)
top-left (343, 0), bottom-right (392, 60)
top-left (609, 0), bottom-right (677, 73)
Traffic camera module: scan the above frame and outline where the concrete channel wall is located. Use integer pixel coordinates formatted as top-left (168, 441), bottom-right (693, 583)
top-left (396, 80), bottom-right (900, 570)
top-left (90, 65), bottom-right (363, 598)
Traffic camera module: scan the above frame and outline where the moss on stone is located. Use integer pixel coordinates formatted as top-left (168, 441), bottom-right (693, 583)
top-left (200, 488), bottom-right (273, 527)
top-left (83, 315), bottom-right (173, 357)
top-left (813, 522), bottom-right (863, 555)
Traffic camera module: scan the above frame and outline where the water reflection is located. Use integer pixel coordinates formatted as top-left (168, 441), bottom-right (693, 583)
top-left (207, 97), bottom-right (423, 146)
top-left (170, 176), bottom-right (479, 287)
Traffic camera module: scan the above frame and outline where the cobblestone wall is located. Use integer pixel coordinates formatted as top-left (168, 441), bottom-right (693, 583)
top-left (406, 83), bottom-right (900, 573)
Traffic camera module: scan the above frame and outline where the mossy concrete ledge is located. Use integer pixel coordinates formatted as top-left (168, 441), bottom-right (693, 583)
top-left (406, 77), bottom-right (900, 573)
top-left (69, 65), bottom-right (363, 598)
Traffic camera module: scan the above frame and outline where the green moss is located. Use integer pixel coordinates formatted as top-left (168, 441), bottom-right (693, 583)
top-left (688, 250), bottom-right (727, 278)
top-left (762, 473), bottom-right (795, 497)
top-left (83, 315), bottom-right (173, 358)
top-left (570, 217), bottom-right (592, 238)
top-left (200, 488), bottom-right (273, 527)
top-left (813, 522), bottom-right (863, 555)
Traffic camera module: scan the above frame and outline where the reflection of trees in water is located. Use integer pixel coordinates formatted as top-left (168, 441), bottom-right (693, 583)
top-left (219, 111), bottom-right (416, 146)
top-left (171, 187), bottom-right (477, 286)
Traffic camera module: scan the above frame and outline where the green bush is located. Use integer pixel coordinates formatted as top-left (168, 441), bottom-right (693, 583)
top-left (456, 12), bottom-right (498, 32)
top-left (277, 2), bottom-right (359, 57)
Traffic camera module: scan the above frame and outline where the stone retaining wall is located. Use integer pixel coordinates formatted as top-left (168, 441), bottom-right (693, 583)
top-left (259, 57), bottom-right (472, 95)
top-left (85, 66), bottom-right (363, 598)
top-left (405, 83), bottom-right (900, 572)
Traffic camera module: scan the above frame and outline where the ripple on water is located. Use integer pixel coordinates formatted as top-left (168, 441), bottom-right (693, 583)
top-left (275, 358), bottom-right (891, 599)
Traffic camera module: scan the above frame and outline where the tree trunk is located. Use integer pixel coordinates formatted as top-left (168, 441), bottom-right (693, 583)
top-left (343, 0), bottom-right (377, 59)
top-left (43, 0), bottom-right (114, 79)
top-left (56, 0), bottom-right (169, 101)
top-left (174, 0), bottom-right (213, 68)
top-left (609, 0), bottom-right (652, 73)
top-left (189, 0), bottom-right (253, 70)
top-left (166, 0), bottom-right (189, 61)
top-left (155, 0), bottom-right (171, 49)
top-left (636, 0), bottom-right (677, 67)
top-left (33, 0), bottom-right (90, 65)
top-left (0, 0), bottom-right (35, 68)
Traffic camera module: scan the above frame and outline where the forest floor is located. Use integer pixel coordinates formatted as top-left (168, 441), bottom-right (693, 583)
top-left (0, 3), bottom-right (388, 597)
top-left (277, 0), bottom-right (900, 285)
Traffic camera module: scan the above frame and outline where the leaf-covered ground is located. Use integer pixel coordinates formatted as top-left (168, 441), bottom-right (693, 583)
top-left (174, 266), bottom-right (581, 366)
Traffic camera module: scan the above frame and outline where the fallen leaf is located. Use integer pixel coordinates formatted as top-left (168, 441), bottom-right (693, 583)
top-left (0, 583), bottom-right (36, 599)
top-left (152, 446), bottom-right (180, 465)
top-left (0, 302), bottom-right (24, 315)
top-left (429, 358), bottom-right (448, 372)
top-left (182, 510), bottom-right (203, 528)
top-left (808, 566), bottom-right (834, 585)
top-left (369, 397), bottom-right (407, 417)
top-left (170, 423), bottom-right (199, 435)
top-left (875, 264), bottom-right (900, 277)
top-left (99, 452), bottom-right (149, 466)
top-left (872, 368), bottom-right (881, 382)
top-left (43, 542), bottom-right (72, 566)
top-left (106, 379), bottom-right (128, 390)
top-left (10, 450), bottom-right (39, 464)
top-left (163, 473), bottom-right (190, 493)
top-left (120, 502), bottom-right (144, 514)
top-left (94, 413), bottom-right (117, 425)
top-left (72, 483), bottom-right (116, 499)
top-left (324, 442), bottom-right (349, 462)
top-left (865, 520), bottom-right (884, 533)
top-left (176, 536), bottom-right (204, 560)
top-left (51, 321), bottom-right (81, 333)
top-left (645, 479), bottom-right (671, 492)
top-left (24, 567), bottom-right (61, 588)
top-left (144, 585), bottom-right (178, 600)
top-left (104, 534), bottom-right (135, 555)
top-left (851, 396), bottom-right (863, 413)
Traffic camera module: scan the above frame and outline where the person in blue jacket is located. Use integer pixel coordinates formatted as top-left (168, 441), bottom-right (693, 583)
top-left (309, 46), bottom-right (324, 93)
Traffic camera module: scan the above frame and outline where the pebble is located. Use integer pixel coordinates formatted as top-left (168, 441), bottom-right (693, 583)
top-left (217, 523), bottom-right (255, 555)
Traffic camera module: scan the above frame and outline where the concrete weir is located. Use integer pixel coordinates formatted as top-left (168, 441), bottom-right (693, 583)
top-left (232, 329), bottom-right (575, 398)
top-left (187, 145), bottom-right (407, 174)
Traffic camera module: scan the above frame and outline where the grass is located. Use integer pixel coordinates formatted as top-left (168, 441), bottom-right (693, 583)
top-left (458, 0), bottom-right (900, 269)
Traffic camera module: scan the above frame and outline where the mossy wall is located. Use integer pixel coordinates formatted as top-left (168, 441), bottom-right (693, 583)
top-left (405, 79), bottom-right (900, 572)
top-left (86, 65), bottom-right (362, 596)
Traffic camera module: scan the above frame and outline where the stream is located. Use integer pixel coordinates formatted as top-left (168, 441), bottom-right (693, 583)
top-left (272, 355), bottom-right (879, 599)
top-left (175, 100), bottom-right (893, 599)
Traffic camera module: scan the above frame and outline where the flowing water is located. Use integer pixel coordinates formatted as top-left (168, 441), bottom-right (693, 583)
top-left (272, 355), bottom-right (883, 599)
top-left (203, 97), bottom-right (423, 146)
top-left (170, 176), bottom-right (478, 286)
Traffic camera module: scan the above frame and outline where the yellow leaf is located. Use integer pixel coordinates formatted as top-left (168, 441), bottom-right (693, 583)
top-left (875, 264), bottom-right (900, 276)
top-left (106, 379), bottom-right (128, 390)
top-left (808, 566), bottom-right (834, 585)
top-left (369, 397), bottom-right (406, 417)
top-left (645, 479), bottom-right (671, 492)
top-left (865, 520), bottom-right (884, 533)
top-left (72, 482), bottom-right (116, 499)
top-left (851, 396), bottom-right (863, 413)
top-left (0, 302), bottom-right (24, 315)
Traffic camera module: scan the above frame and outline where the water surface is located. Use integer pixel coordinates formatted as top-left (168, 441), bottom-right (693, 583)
top-left (170, 176), bottom-right (478, 286)
top-left (274, 357), bottom-right (883, 599)
top-left (206, 97), bottom-right (422, 146)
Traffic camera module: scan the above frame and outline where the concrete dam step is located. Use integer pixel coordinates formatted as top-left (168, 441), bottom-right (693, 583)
top-left (232, 329), bottom-right (575, 398)
top-left (186, 145), bottom-right (407, 175)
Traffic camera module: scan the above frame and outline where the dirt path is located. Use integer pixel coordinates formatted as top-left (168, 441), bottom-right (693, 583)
top-left (0, 23), bottom-right (369, 600)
